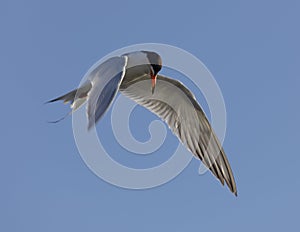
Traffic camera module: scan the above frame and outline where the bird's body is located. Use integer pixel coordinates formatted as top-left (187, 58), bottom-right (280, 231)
top-left (48, 51), bottom-right (237, 196)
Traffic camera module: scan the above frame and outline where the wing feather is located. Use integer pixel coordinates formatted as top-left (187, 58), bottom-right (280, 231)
top-left (86, 56), bottom-right (127, 129)
top-left (120, 74), bottom-right (237, 195)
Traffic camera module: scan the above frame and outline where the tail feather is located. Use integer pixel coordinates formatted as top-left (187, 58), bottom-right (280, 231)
top-left (46, 81), bottom-right (92, 109)
top-left (46, 81), bottom-right (92, 124)
top-left (46, 89), bottom-right (78, 105)
top-left (47, 110), bottom-right (72, 124)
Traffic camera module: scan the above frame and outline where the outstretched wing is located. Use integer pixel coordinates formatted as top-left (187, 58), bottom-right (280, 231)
top-left (119, 74), bottom-right (237, 195)
top-left (86, 56), bottom-right (127, 129)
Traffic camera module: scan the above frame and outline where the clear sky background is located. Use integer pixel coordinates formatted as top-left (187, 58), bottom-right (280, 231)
top-left (1, 0), bottom-right (299, 231)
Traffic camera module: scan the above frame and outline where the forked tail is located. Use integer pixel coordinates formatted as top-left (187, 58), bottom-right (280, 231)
top-left (46, 81), bottom-right (92, 122)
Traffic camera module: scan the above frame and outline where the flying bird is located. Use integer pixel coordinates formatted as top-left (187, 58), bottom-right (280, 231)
top-left (47, 51), bottom-right (237, 196)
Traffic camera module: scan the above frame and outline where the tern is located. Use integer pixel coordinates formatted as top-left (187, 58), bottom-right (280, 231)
top-left (48, 51), bottom-right (237, 196)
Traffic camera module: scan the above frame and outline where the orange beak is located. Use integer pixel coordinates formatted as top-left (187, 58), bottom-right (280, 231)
top-left (151, 74), bottom-right (157, 94)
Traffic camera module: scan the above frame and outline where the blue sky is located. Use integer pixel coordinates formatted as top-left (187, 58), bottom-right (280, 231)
top-left (1, 0), bottom-right (300, 231)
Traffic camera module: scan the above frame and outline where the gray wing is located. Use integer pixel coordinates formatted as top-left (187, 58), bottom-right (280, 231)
top-left (86, 56), bottom-right (127, 129)
top-left (120, 74), bottom-right (237, 195)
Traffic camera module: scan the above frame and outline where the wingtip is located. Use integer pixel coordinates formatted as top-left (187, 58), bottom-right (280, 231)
top-left (87, 120), bottom-right (95, 131)
top-left (229, 183), bottom-right (238, 197)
